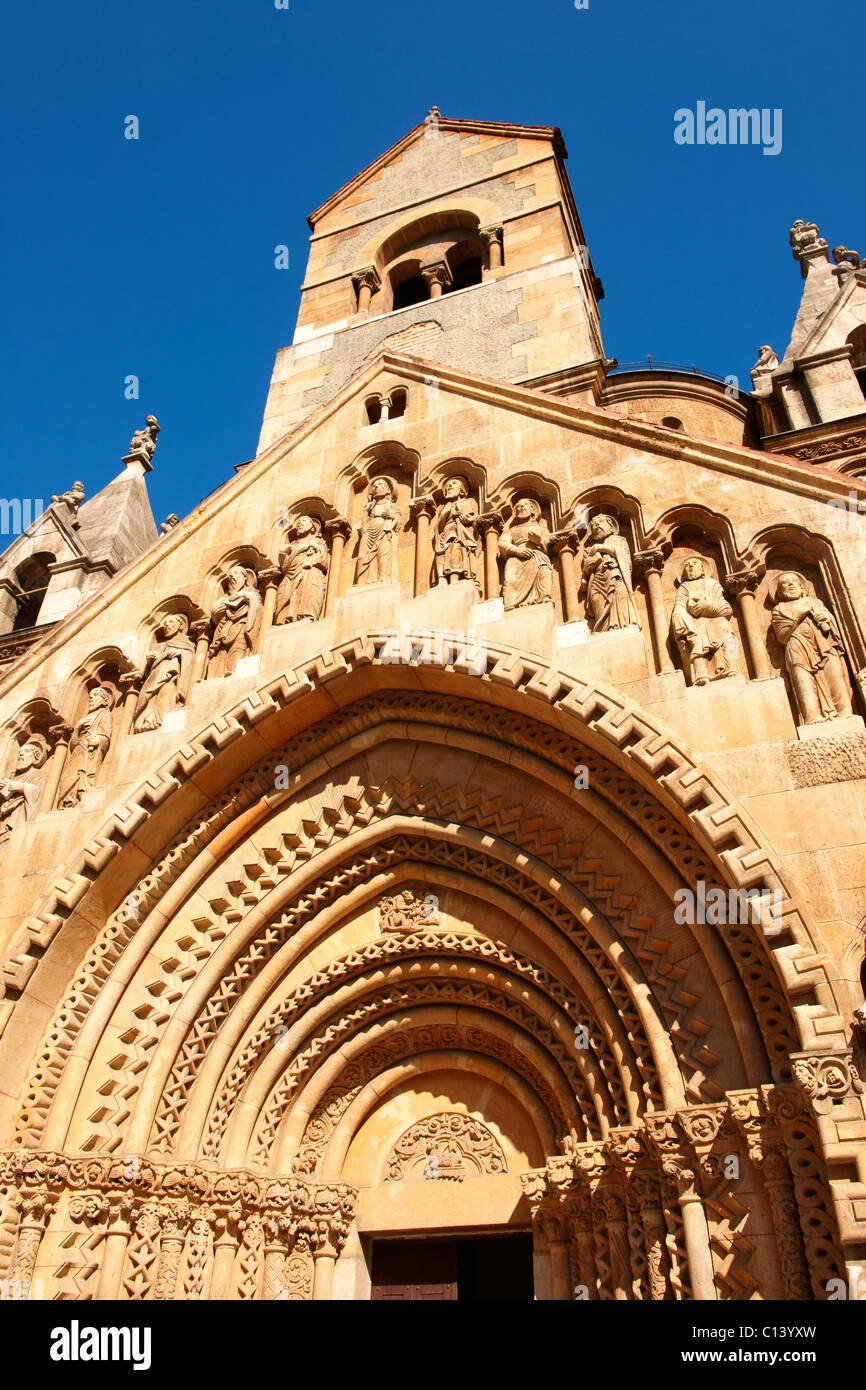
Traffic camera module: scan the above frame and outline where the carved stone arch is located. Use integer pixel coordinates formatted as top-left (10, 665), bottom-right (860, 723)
top-left (200, 544), bottom-right (271, 613)
top-left (1, 636), bottom-right (860, 1299)
top-left (135, 593), bottom-right (205, 645)
top-left (569, 485), bottom-right (646, 547)
top-left (421, 456), bottom-right (488, 507)
top-left (0, 695), bottom-right (60, 745)
top-left (372, 209), bottom-right (484, 277)
top-left (489, 472), bottom-right (563, 529)
top-left (61, 645), bottom-right (134, 724)
top-left (646, 504), bottom-right (740, 569)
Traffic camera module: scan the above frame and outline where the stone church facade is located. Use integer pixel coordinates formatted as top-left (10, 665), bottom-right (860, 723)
top-left (1, 111), bottom-right (866, 1301)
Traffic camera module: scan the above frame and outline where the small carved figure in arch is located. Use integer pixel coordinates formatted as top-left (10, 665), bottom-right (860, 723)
top-left (209, 566), bottom-right (263, 676)
top-left (133, 613), bottom-right (195, 732)
top-left (499, 497), bottom-right (553, 610)
top-left (770, 572), bottom-right (853, 725)
top-left (434, 476), bottom-right (480, 589)
top-left (0, 733), bottom-right (49, 844)
top-left (671, 555), bottom-right (738, 686)
top-left (275, 516), bottom-right (329, 625)
top-left (581, 514), bottom-right (639, 632)
top-left (58, 685), bottom-right (114, 808)
top-left (355, 477), bottom-right (400, 586)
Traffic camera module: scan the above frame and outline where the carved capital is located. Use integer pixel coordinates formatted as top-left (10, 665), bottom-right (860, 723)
top-left (421, 261), bottom-right (452, 291)
top-left (551, 529), bottom-right (581, 558)
top-left (791, 1052), bottom-right (862, 1112)
top-left (725, 569), bottom-right (761, 599)
top-left (409, 495), bottom-right (437, 523)
top-left (477, 510), bottom-right (504, 537)
top-left (351, 266), bottom-right (381, 296)
top-left (323, 517), bottom-right (352, 545)
top-left (480, 224), bottom-right (504, 248)
top-left (633, 548), bottom-right (665, 579)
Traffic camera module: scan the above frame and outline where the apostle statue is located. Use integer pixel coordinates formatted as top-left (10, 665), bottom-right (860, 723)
top-left (275, 516), bottom-right (329, 624)
top-left (581, 514), bottom-right (640, 631)
top-left (0, 734), bottom-right (49, 845)
top-left (499, 498), bottom-right (553, 610)
top-left (58, 686), bottom-right (114, 807)
top-left (208, 566), bottom-right (263, 676)
top-left (433, 477), bottom-right (480, 589)
top-left (355, 477), bottom-right (400, 586)
top-left (770, 572), bottom-right (853, 725)
top-left (671, 556), bottom-right (738, 685)
top-left (133, 613), bottom-right (196, 732)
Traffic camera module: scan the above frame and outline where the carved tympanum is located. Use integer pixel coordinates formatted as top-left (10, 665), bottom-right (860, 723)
top-left (275, 517), bottom-right (329, 625)
top-left (770, 573), bottom-right (853, 726)
top-left (355, 478), bottom-right (400, 586)
top-left (384, 1113), bottom-right (507, 1183)
top-left (209, 567), bottom-right (262, 677)
top-left (0, 734), bottom-right (49, 843)
top-left (434, 477), bottom-right (480, 588)
top-left (58, 686), bottom-right (114, 807)
top-left (581, 514), bottom-right (639, 632)
top-left (671, 556), bottom-right (737, 686)
top-left (499, 497), bottom-right (553, 610)
top-left (134, 614), bottom-right (195, 732)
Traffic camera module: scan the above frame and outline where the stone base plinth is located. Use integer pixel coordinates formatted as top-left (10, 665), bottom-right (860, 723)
top-left (797, 714), bottom-right (866, 741)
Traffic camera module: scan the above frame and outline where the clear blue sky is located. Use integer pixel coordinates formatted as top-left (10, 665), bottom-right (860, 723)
top-left (2, 0), bottom-right (862, 526)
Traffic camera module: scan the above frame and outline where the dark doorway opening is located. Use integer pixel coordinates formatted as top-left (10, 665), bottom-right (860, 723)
top-left (370, 1233), bottom-right (533, 1301)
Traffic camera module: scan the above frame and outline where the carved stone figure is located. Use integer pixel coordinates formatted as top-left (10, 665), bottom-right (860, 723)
top-left (355, 478), bottom-right (400, 585)
top-left (789, 220), bottom-right (827, 262)
top-left (378, 887), bottom-right (438, 933)
top-left (127, 415), bottom-right (161, 464)
top-left (0, 734), bottom-right (49, 844)
top-left (133, 613), bottom-right (195, 732)
top-left (160, 514), bottom-right (180, 535)
top-left (581, 514), bottom-right (639, 632)
top-left (58, 687), bottom-right (114, 808)
top-left (671, 556), bottom-right (738, 686)
top-left (51, 481), bottom-right (85, 515)
top-left (750, 346), bottom-right (779, 386)
top-left (275, 517), bottom-right (329, 624)
top-left (209, 567), bottom-right (263, 676)
top-left (770, 573), bottom-right (853, 725)
top-left (433, 477), bottom-right (480, 588)
top-left (499, 498), bottom-right (553, 610)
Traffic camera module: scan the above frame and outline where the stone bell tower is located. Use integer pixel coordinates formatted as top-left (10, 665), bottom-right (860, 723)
top-left (257, 108), bottom-right (606, 452)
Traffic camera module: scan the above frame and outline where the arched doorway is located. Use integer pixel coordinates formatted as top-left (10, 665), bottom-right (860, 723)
top-left (0, 637), bottom-right (856, 1300)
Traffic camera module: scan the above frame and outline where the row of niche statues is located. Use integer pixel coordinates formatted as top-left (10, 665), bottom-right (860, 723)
top-left (0, 486), bottom-right (857, 837)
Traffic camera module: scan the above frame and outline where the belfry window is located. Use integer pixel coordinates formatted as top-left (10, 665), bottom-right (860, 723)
top-left (393, 276), bottom-right (430, 311)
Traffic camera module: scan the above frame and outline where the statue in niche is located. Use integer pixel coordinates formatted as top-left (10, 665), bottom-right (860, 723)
top-left (770, 572), bottom-right (853, 725)
top-left (275, 516), bottom-right (329, 625)
top-left (355, 477), bottom-right (400, 586)
top-left (208, 566), bottom-right (263, 676)
top-left (133, 613), bottom-right (196, 733)
top-left (433, 477), bottom-right (480, 589)
top-left (58, 686), bottom-right (114, 808)
top-left (671, 556), bottom-right (738, 686)
top-left (0, 734), bottom-right (49, 844)
top-left (581, 514), bottom-right (640, 632)
top-left (499, 498), bottom-right (553, 610)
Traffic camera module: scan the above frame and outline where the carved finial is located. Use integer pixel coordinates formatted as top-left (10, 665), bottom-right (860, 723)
top-left (124, 415), bottom-right (160, 471)
top-left (160, 513), bottom-right (179, 535)
top-left (832, 245), bottom-right (861, 286)
top-left (427, 105), bottom-right (441, 121)
top-left (789, 220), bottom-right (829, 276)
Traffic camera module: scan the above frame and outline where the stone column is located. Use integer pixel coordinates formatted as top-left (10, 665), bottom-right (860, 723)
top-left (41, 722), bottom-right (73, 812)
top-left (209, 1209), bottom-right (242, 1301)
top-left (10, 1187), bottom-right (58, 1291)
top-left (421, 261), bottom-right (452, 300)
top-left (645, 1116), bottom-right (717, 1300)
top-left (257, 566), bottom-right (281, 651)
top-left (309, 1182), bottom-right (357, 1301)
top-left (565, 1189), bottom-right (599, 1299)
top-left (478, 513), bottom-right (503, 601)
top-left (262, 1216), bottom-right (293, 1300)
top-left (481, 225), bottom-right (504, 271)
top-left (726, 570), bottom-right (772, 679)
top-left (552, 531), bottom-right (581, 622)
top-left (323, 518), bottom-right (352, 616)
top-left (118, 673), bottom-right (141, 738)
top-left (153, 1202), bottom-right (190, 1300)
top-left (539, 1208), bottom-right (572, 1301)
top-left (96, 1193), bottom-right (135, 1299)
top-left (596, 1187), bottom-right (631, 1299)
top-left (634, 549), bottom-right (674, 674)
top-left (632, 1170), bottom-right (672, 1299)
top-left (730, 1096), bottom-right (811, 1300)
top-left (352, 266), bottom-right (381, 316)
top-left (190, 619), bottom-right (212, 686)
top-left (409, 497), bottom-right (437, 597)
